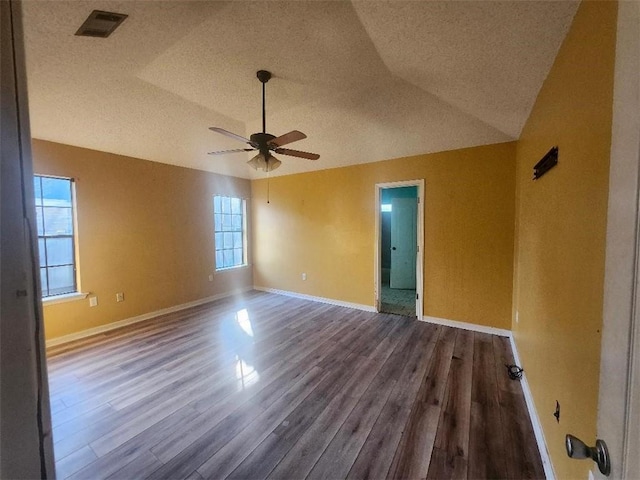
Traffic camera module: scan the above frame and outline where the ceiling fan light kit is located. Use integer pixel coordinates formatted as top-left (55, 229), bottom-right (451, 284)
top-left (248, 153), bottom-right (281, 172)
top-left (208, 70), bottom-right (319, 173)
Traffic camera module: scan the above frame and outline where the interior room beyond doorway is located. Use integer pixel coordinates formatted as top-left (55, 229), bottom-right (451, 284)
top-left (380, 186), bottom-right (418, 317)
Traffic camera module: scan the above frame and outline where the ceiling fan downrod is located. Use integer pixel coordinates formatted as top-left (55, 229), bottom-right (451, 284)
top-left (257, 70), bottom-right (271, 134)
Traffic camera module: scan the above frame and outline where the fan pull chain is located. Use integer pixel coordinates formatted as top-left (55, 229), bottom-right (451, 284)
top-left (267, 173), bottom-right (270, 204)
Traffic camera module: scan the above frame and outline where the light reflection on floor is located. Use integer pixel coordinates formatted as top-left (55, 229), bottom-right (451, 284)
top-left (236, 308), bottom-right (253, 337)
top-left (233, 308), bottom-right (259, 390)
top-left (235, 356), bottom-right (260, 390)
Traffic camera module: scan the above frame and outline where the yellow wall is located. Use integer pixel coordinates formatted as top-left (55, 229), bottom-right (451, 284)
top-left (33, 3), bottom-right (619, 474)
top-left (512, 1), bottom-right (617, 478)
top-left (33, 140), bottom-right (252, 340)
top-left (252, 142), bottom-right (516, 330)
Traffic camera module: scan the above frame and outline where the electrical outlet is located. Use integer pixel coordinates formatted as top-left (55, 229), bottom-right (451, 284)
top-left (209, 274), bottom-right (214, 282)
top-left (89, 296), bottom-right (98, 307)
top-left (302, 273), bottom-right (307, 281)
top-left (116, 292), bottom-right (124, 302)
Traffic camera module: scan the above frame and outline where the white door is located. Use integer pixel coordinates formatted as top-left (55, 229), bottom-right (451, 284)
top-left (390, 197), bottom-right (417, 289)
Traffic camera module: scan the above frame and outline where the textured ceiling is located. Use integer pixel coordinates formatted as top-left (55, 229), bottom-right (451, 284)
top-left (22, 1), bottom-right (579, 179)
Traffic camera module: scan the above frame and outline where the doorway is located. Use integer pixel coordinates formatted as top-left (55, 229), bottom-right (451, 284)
top-left (375, 180), bottom-right (424, 318)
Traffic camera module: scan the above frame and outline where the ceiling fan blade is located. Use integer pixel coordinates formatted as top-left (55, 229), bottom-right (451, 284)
top-left (268, 130), bottom-right (307, 147)
top-left (274, 148), bottom-right (320, 160)
top-left (208, 148), bottom-right (256, 155)
top-left (209, 127), bottom-right (251, 144)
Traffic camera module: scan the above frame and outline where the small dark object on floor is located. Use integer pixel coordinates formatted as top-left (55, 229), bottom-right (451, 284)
top-left (505, 364), bottom-right (524, 380)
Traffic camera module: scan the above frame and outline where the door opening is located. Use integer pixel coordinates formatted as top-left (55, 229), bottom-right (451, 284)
top-left (375, 181), bottom-right (424, 318)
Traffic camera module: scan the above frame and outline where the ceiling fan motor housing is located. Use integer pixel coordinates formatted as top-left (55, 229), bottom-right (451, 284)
top-left (250, 132), bottom-right (276, 144)
top-left (250, 132), bottom-right (277, 154)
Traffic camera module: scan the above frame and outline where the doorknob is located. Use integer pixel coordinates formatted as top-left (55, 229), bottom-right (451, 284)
top-left (565, 434), bottom-right (611, 475)
top-left (392, 247), bottom-right (396, 250)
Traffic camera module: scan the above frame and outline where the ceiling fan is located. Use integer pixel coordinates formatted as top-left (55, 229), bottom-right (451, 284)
top-left (208, 70), bottom-right (319, 172)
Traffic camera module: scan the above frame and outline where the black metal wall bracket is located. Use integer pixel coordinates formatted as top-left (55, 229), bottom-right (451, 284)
top-left (533, 146), bottom-right (558, 180)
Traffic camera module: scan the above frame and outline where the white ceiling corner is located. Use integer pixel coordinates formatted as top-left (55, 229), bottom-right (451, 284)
top-left (22, 0), bottom-right (579, 179)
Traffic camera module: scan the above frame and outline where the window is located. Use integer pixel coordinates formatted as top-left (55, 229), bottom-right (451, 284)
top-left (33, 175), bottom-right (77, 297)
top-left (213, 195), bottom-right (246, 270)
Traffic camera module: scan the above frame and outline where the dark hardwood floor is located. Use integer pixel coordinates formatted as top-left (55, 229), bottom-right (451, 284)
top-left (46, 291), bottom-right (545, 480)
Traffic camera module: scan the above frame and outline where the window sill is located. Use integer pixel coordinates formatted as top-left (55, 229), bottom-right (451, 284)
top-left (42, 292), bottom-right (89, 306)
top-left (216, 264), bottom-right (251, 274)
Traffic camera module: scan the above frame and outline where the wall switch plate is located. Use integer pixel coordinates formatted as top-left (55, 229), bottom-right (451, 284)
top-left (209, 274), bottom-right (214, 282)
top-left (116, 292), bottom-right (124, 302)
top-left (89, 296), bottom-right (98, 307)
top-left (302, 273), bottom-right (307, 281)
top-left (515, 311), bottom-right (519, 323)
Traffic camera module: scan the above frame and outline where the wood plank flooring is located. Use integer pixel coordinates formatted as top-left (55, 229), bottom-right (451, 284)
top-left (46, 291), bottom-right (545, 480)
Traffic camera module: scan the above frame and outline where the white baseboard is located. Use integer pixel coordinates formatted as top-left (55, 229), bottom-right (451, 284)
top-left (253, 286), bottom-right (377, 313)
top-left (509, 334), bottom-right (556, 480)
top-left (421, 315), bottom-right (512, 337)
top-left (46, 287), bottom-right (252, 348)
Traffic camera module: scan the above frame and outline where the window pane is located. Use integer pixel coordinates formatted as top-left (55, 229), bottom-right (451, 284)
top-left (36, 207), bottom-right (44, 236)
top-left (233, 248), bottom-right (243, 266)
top-left (43, 207), bottom-right (72, 236)
top-left (38, 238), bottom-right (46, 267)
top-left (47, 265), bottom-right (74, 296)
top-left (222, 214), bottom-right (232, 231)
top-left (214, 213), bottom-right (222, 232)
top-left (221, 197), bottom-right (231, 214)
top-left (216, 250), bottom-right (224, 270)
top-left (215, 232), bottom-right (224, 251)
top-left (223, 232), bottom-right (233, 249)
top-left (231, 197), bottom-right (241, 214)
top-left (232, 214), bottom-right (242, 231)
top-left (42, 177), bottom-right (72, 207)
top-left (214, 195), bottom-right (221, 213)
top-left (223, 249), bottom-right (234, 268)
top-left (40, 268), bottom-right (48, 296)
top-left (34, 177), bottom-right (42, 205)
top-left (46, 237), bottom-right (73, 266)
top-left (233, 232), bottom-right (243, 249)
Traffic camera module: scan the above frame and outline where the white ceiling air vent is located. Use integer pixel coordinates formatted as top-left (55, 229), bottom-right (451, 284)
top-left (75, 10), bottom-right (127, 38)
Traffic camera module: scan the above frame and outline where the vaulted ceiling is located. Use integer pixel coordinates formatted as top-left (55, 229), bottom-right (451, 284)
top-left (22, 1), bottom-right (579, 179)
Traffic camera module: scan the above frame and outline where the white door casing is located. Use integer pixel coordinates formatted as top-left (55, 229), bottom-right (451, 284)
top-left (390, 197), bottom-right (417, 290)
top-left (374, 180), bottom-right (424, 319)
top-left (596, 1), bottom-right (640, 478)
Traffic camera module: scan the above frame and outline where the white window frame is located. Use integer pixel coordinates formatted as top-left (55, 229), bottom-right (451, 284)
top-left (213, 195), bottom-right (248, 271)
top-left (34, 174), bottom-right (82, 301)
